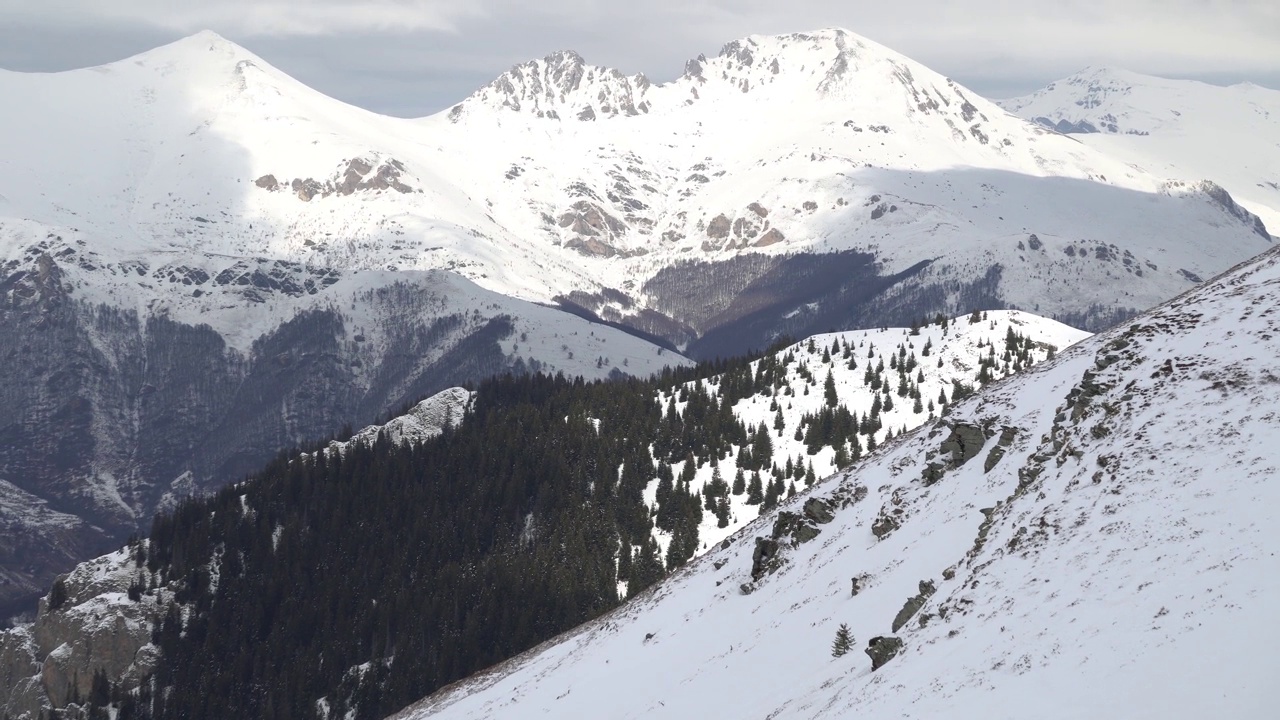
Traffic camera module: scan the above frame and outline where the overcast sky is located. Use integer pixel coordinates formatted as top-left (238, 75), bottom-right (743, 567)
top-left (1, 0), bottom-right (1277, 117)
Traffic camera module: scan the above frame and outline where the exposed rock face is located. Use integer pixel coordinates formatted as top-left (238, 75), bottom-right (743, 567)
top-left (0, 631), bottom-right (45, 719)
top-left (0, 547), bottom-right (166, 715)
top-left (940, 422), bottom-right (986, 466)
top-left (754, 228), bottom-right (785, 247)
top-left (750, 496), bottom-right (838, 580)
top-left (871, 512), bottom-right (900, 539)
top-left (923, 420), bottom-right (996, 485)
top-left (264, 157), bottom-right (413, 201)
top-left (865, 635), bottom-right (904, 671)
top-left (802, 498), bottom-right (835, 524)
top-left (750, 537), bottom-right (780, 580)
top-left (891, 580), bottom-right (937, 632)
top-left (983, 426), bottom-right (1019, 473)
top-left (706, 214), bottom-right (732, 239)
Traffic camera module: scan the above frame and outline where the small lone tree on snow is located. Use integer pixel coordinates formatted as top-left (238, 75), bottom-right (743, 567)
top-left (831, 623), bottom-right (854, 657)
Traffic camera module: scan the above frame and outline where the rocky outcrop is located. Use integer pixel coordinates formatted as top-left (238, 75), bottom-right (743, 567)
top-left (871, 511), bottom-right (900, 539)
top-left (921, 421), bottom-right (994, 486)
top-left (940, 422), bottom-right (986, 466)
top-left (706, 214), bottom-right (731, 239)
top-left (802, 498), bottom-right (835, 524)
top-left (983, 426), bottom-right (1018, 473)
top-left (865, 635), bottom-right (904, 671)
top-left (0, 546), bottom-right (166, 716)
top-left (754, 228), bottom-right (785, 247)
top-left (750, 496), bottom-right (838, 580)
top-left (890, 580), bottom-right (936, 632)
top-left (0, 630), bottom-right (45, 719)
top-left (750, 537), bottom-right (780, 581)
top-left (259, 157), bottom-right (414, 201)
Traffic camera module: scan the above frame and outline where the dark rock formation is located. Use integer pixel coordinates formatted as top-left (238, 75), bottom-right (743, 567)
top-left (750, 537), bottom-right (780, 580)
top-left (866, 635), bottom-right (904, 671)
top-left (802, 497), bottom-right (835, 524)
top-left (891, 580), bottom-right (937, 632)
top-left (983, 426), bottom-right (1019, 473)
top-left (940, 422), bottom-right (986, 466)
top-left (871, 512), bottom-right (900, 540)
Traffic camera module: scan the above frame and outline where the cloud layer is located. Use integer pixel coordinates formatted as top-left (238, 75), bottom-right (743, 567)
top-left (0, 0), bottom-right (1276, 115)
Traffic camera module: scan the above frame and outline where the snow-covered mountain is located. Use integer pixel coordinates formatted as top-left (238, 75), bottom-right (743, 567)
top-left (1003, 67), bottom-right (1280, 234)
top-left (393, 246), bottom-right (1280, 719)
top-left (0, 30), bottom-right (1271, 351)
top-left (0, 26), bottom-right (1271, 624)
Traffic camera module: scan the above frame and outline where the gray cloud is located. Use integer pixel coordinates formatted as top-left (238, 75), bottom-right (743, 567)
top-left (0, 0), bottom-right (1276, 116)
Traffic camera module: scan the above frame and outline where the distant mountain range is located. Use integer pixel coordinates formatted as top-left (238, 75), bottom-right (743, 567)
top-left (1003, 66), bottom-right (1280, 233)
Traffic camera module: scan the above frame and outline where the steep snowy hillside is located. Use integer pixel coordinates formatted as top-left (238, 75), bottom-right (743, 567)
top-left (639, 310), bottom-right (1087, 580)
top-left (395, 248), bottom-right (1280, 719)
top-left (1003, 67), bottom-right (1280, 233)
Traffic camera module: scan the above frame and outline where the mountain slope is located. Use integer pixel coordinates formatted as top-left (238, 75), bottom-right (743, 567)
top-left (1002, 67), bottom-right (1280, 234)
top-left (395, 247), bottom-right (1280, 719)
top-left (639, 310), bottom-right (1087, 571)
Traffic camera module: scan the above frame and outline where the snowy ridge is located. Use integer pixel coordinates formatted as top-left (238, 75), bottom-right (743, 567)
top-left (393, 247), bottom-right (1280, 719)
top-left (641, 310), bottom-right (1088, 566)
top-left (321, 387), bottom-right (474, 455)
top-left (454, 51), bottom-right (655, 120)
top-left (1003, 67), bottom-right (1280, 234)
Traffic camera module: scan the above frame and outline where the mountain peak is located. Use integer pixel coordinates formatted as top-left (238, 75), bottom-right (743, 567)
top-left (134, 29), bottom-right (258, 66)
top-left (450, 49), bottom-right (653, 121)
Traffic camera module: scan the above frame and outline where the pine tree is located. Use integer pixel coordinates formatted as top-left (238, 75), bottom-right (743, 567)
top-left (47, 578), bottom-right (68, 611)
top-left (715, 496), bottom-right (730, 528)
top-left (732, 468), bottom-right (745, 496)
top-left (831, 623), bottom-right (854, 657)
top-left (746, 473), bottom-right (764, 505)
top-left (824, 370), bottom-right (838, 407)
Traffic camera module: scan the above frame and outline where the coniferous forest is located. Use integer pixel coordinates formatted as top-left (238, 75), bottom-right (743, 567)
top-left (127, 353), bottom-right (775, 720)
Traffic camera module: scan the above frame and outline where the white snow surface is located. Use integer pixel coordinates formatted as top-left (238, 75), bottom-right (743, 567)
top-left (322, 387), bottom-right (474, 455)
top-left (1002, 67), bottom-right (1280, 234)
top-left (0, 30), bottom-right (1272, 344)
top-left (392, 247), bottom-right (1280, 719)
